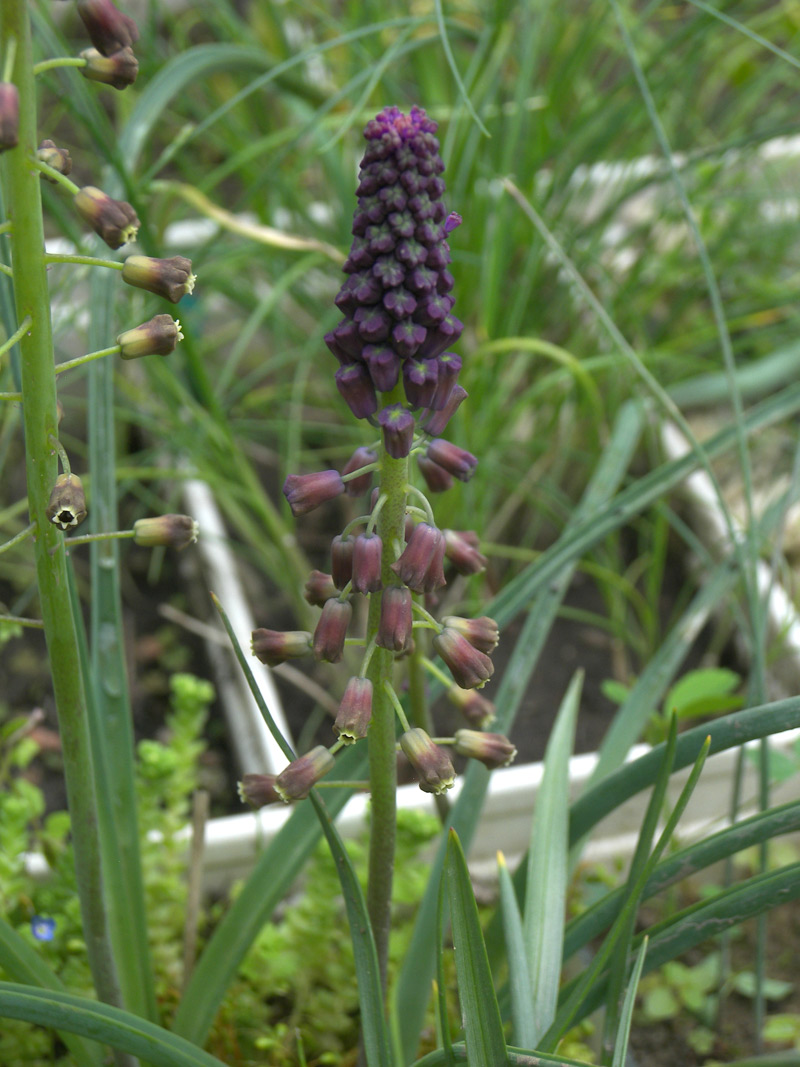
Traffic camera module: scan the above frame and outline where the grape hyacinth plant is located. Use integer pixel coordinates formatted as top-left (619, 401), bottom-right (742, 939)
top-left (247, 105), bottom-right (516, 989)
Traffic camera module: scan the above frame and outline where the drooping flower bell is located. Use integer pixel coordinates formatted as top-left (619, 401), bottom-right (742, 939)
top-left (327, 107), bottom-right (463, 409)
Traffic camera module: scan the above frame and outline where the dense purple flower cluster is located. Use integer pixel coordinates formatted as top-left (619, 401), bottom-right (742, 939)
top-left (325, 106), bottom-right (464, 424)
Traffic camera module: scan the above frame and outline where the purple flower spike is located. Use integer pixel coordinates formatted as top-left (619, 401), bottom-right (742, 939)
top-left (313, 598), bottom-right (352, 663)
top-left (378, 404), bottom-right (416, 459)
top-left (403, 357), bottom-right (439, 410)
top-left (342, 446), bottom-right (377, 497)
top-left (433, 627), bottom-right (494, 689)
top-left (417, 453), bottom-right (454, 493)
top-left (423, 384), bottom-right (468, 436)
top-left (352, 532), bottom-right (383, 593)
top-left (391, 522), bottom-right (446, 593)
top-left (426, 439), bottom-right (478, 482)
top-left (335, 363), bottom-right (378, 419)
top-left (283, 470), bottom-right (345, 516)
top-left (376, 586), bottom-right (413, 651)
top-left (364, 344), bottom-right (401, 393)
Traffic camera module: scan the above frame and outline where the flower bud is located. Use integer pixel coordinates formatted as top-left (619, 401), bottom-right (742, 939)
top-left (376, 585), bottom-right (413, 652)
top-left (80, 46), bottom-right (138, 90)
top-left (122, 255), bottom-right (195, 302)
top-left (423, 384), bottom-right (467, 436)
top-left (331, 534), bottom-right (354, 590)
top-left (283, 470), bottom-right (345, 517)
top-left (313, 598), bottom-right (352, 663)
top-left (46, 474), bottom-right (88, 530)
top-left (377, 404), bottom-right (415, 459)
top-left (275, 746), bottom-right (335, 802)
top-left (238, 774), bottom-right (281, 809)
top-left (443, 529), bottom-right (487, 575)
top-left (453, 730), bottom-right (516, 769)
top-left (433, 627), bottom-right (494, 690)
top-left (352, 532), bottom-right (382, 594)
top-left (133, 514), bottom-right (198, 550)
top-left (117, 315), bottom-right (183, 359)
top-left (334, 677), bottom-right (373, 744)
top-left (0, 84), bottom-right (19, 153)
top-left (403, 358), bottom-right (439, 410)
top-left (37, 139), bottom-right (72, 180)
top-left (400, 728), bottom-right (455, 795)
top-left (417, 453), bottom-right (453, 494)
top-left (304, 570), bottom-right (338, 607)
top-left (441, 615), bottom-right (499, 654)
top-left (426, 438), bottom-right (478, 482)
top-left (251, 628), bottom-right (312, 666)
top-left (342, 446), bottom-right (377, 497)
top-left (335, 363), bottom-right (378, 419)
top-left (74, 186), bottom-right (139, 249)
top-left (447, 685), bottom-right (496, 729)
top-left (391, 522), bottom-right (446, 593)
top-left (77, 0), bottom-right (139, 56)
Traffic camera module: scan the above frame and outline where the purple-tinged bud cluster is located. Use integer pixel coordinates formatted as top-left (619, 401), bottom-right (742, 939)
top-left (325, 107), bottom-right (464, 424)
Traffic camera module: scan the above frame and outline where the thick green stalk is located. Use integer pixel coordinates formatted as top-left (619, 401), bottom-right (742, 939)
top-left (1, 0), bottom-right (124, 1022)
top-left (365, 436), bottom-right (408, 991)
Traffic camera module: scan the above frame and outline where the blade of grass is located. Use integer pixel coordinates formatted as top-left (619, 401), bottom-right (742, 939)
top-left (523, 671), bottom-right (582, 1045)
top-left (496, 852), bottom-right (533, 1048)
top-left (0, 983), bottom-right (230, 1067)
top-left (611, 936), bottom-right (648, 1067)
top-left (446, 830), bottom-right (507, 1064)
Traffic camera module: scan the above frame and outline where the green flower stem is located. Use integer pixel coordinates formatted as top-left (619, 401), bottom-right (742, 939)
top-left (0, 221), bottom-right (12, 235)
top-left (0, 262), bottom-right (13, 277)
top-left (421, 655), bottom-right (454, 690)
top-left (31, 158), bottom-right (80, 195)
top-left (0, 391), bottom-right (22, 401)
top-left (64, 529), bottom-right (136, 547)
top-left (315, 780), bottom-right (371, 790)
top-left (364, 418), bottom-right (408, 993)
top-left (0, 314), bottom-right (31, 363)
top-left (383, 680), bottom-right (411, 733)
top-left (1, 0), bottom-right (126, 1030)
top-left (45, 253), bottom-right (125, 271)
top-left (0, 522), bottom-right (34, 554)
top-left (0, 612), bottom-right (43, 628)
top-left (405, 483), bottom-right (435, 524)
top-left (56, 345), bottom-right (122, 375)
top-left (33, 56), bottom-right (88, 76)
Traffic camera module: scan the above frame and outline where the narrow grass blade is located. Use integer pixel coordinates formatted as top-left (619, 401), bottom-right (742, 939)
top-left (565, 796), bottom-right (800, 962)
top-left (434, 851), bottom-right (455, 1066)
top-left (0, 920), bottom-right (103, 1067)
top-left (496, 852), bottom-right (533, 1047)
top-left (0, 983), bottom-right (229, 1067)
top-left (446, 830), bottom-right (507, 1064)
top-left (570, 696), bottom-right (800, 847)
top-left (523, 671), bottom-right (581, 1044)
top-left (603, 716), bottom-right (677, 1052)
top-left (410, 1044), bottom-right (598, 1066)
top-left (611, 937), bottom-right (648, 1067)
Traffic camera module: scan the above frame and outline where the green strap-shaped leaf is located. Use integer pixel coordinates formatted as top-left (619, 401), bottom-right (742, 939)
top-left (446, 831), bottom-right (507, 1065)
top-left (0, 983), bottom-right (229, 1067)
top-left (523, 672), bottom-right (581, 1045)
top-left (611, 937), bottom-right (648, 1067)
top-left (497, 852), bottom-right (533, 1047)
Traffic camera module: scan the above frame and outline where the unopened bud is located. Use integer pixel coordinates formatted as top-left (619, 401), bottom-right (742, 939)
top-left (447, 685), bottom-right (496, 729)
top-left (443, 529), bottom-right (486, 575)
top-left (312, 598), bottom-right (352, 663)
top-left (37, 139), bottom-right (72, 180)
top-left (400, 728), bottom-right (455, 795)
top-left (433, 627), bottom-right (494, 690)
top-left (74, 186), bottom-right (139, 249)
top-left (334, 677), bottom-right (373, 744)
top-left (251, 628), bottom-right (312, 667)
top-left (453, 729), bottom-right (516, 769)
top-left (46, 474), bottom-right (87, 530)
top-left (117, 315), bottom-right (183, 359)
top-left (77, 0), bottom-right (139, 56)
top-left (304, 570), bottom-right (338, 607)
top-left (122, 255), bottom-right (196, 303)
top-left (275, 746), bottom-right (335, 802)
top-left (80, 46), bottom-right (138, 90)
top-left (238, 774), bottom-right (281, 809)
top-left (441, 615), bottom-right (499, 654)
top-left (133, 514), bottom-right (198, 550)
top-left (0, 84), bottom-right (19, 153)
top-left (283, 470), bottom-right (345, 517)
